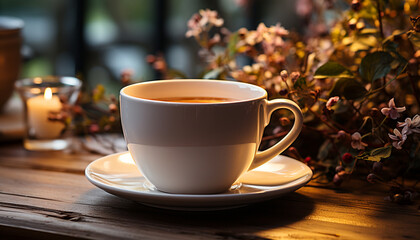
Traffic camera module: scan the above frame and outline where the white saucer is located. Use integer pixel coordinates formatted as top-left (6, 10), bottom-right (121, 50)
top-left (85, 152), bottom-right (312, 211)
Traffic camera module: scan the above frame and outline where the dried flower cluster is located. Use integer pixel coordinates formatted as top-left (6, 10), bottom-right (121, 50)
top-left (146, 1), bottom-right (420, 203)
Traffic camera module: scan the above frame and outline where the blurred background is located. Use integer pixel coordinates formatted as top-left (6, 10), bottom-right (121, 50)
top-left (0, 0), bottom-right (305, 96)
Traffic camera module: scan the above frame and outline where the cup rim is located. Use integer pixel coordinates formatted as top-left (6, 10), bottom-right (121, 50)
top-left (120, 79), bottom-right (267, 105)
top-left (15, 76), bottom-right (82, 90)
top-left (0, 16), bottom-right (24, 34)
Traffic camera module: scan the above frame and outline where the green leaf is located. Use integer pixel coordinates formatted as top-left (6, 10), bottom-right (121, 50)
top-left (359, 28), bottom-right (378, 35)
top-left (293, 77), bottom-right (307, 90)
top-left (168, 69), bottom-right (188, 79)
top-left (365, 146), bottom-right (392, 162)
top-left (314, 62), bottom-right (353, 79)
top-left (329, 78), bottom-right (367, 100)
top-left (359, 51), bottom-right (394, 83)
top-left (228, 32), bottom-right (239, 57)
top-left (203, 68), bottom-right (224, 79)
top-left (92, 84), bottom-right (105, 102)
top-left (408, 30), bottom-right (420, 50)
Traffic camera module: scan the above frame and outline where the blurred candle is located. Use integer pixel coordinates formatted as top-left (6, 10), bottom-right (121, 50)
top-left (27, 87), bottom-right (64, 138)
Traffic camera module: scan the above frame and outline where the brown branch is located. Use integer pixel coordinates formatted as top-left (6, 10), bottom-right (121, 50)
top-left (376, 0), bottom-right (384, 39)
top-left (307, 108), bottom-right (340, 132)
top-left (262, 131), bottom-right (288, 141)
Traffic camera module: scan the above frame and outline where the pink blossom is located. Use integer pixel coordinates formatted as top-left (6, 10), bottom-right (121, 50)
top-left (185, 9), bottom-right (224, 38)
top-left (244, 23), bottom-right (288, 52)
top-left (351, 132), bottom-right (368, 150)
top-left (326, 96), bottom-right (340, 110)
top-left (199, 9), bottom-right (224, 27)
top-left (380, 98), bottom-right (406, 119)
top-left (270, 23), bottom-right (289, 37)
top-left (388, 128), bottom-right (408, 150)
top-left (185, 13), bottom-right (202, 38)
top-left (397, 114), bottom-right (420, 135)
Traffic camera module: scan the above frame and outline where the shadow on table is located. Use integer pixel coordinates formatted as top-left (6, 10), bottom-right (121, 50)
top-left (81, 188), bottom-right (314, 235)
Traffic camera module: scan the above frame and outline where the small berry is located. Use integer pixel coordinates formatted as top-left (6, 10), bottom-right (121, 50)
top-left (393, 193), bottom-right (404, 203)
top-left (367, 173), bottom-right (376, 183)
top-left (279, 88), bottom-right (288, 96)
top-left (333, 173), bottom-right (343, 186)
top-left (304, 157), bottom-right (311, 164)
top-left (342, 153), bottom-right (354, 164)
top-left (109, 103), bottom-right (118, 113)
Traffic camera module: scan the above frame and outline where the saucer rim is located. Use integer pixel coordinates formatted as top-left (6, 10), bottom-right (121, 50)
top-left (85, 151), bottom-right (313, 209)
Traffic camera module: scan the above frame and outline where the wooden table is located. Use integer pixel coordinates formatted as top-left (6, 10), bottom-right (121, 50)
top-left (1, 141), bottom-right (419, 240)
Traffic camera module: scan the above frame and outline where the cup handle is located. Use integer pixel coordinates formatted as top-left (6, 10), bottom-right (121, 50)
top-left (248, 99), bottom-right (303, 171)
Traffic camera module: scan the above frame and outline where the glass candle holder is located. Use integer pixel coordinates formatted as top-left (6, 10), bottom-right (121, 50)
top-left (15, 76), bottom-right (82, 151)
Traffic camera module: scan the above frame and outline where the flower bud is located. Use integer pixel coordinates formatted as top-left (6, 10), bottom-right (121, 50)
top-left (264, 71), bottom-right (273, 79)
top-left (342, 153), bottom-right (354, 164)
top-left (290, 72), bottom-right (300, 82)
top-left (335, 165), bottom-right (344, 173)
top-left (336, 130), bottom-right (348, 141)
top-left (351, 0), bottom-right (361, 11)
top-left (279, 117), bottom-right (291, 126)
top-left (243, 65), bottom-right (252, 74)
top-left (348, 18), bottom-right (357, 30)
top-left (280, 70), bottom-right (288, 80)
top-left (356, 21), bottom-right (365, 30)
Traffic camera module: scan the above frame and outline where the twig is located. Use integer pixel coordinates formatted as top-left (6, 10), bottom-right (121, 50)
top-left (307, 108), bottom-right (340, 132)
top-left (376, 0), bottom-right (384, 39)
top-left (262, 131), bottom-right (288, 141)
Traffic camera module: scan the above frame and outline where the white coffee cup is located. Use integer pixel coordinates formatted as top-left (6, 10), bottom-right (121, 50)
top-left (120, 79), bottom-right (303, 194)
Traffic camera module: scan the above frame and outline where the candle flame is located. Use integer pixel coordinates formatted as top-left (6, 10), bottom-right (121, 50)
top-left (44, 87), bottom-right (53, 100)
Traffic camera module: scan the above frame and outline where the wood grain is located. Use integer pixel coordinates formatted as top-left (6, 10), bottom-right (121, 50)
top-left (0, 142), bottom-right (419, 239)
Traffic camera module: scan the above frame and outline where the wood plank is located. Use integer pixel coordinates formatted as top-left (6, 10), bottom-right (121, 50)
top-left (0, 143), bottom-right (419, 239)
top-left (1, 165), bottom-right (419, 239)
top-left (0, 142), bottom-right (101, 174)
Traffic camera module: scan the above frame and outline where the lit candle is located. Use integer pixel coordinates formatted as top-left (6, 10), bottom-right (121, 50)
top-left (27, 88), bottom-right (64, 139)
